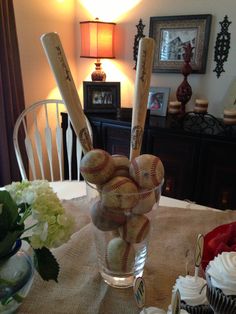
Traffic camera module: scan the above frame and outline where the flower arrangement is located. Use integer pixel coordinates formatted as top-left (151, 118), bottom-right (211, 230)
top-left (0, 180), bottom-right (75, 282)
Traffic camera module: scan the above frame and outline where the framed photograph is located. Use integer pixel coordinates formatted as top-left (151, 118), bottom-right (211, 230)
top-left (83, 81), bottom-right (120, 113)
top-left (149, 14), bottom-right (212, 73)
top-left (147, 87), bottom-right (170, 116)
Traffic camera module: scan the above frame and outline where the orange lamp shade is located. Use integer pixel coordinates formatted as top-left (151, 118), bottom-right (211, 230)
top-left (80, 21), bottom-right (115, 59)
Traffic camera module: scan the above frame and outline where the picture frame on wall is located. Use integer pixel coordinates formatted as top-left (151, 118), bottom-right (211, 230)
top-left (83, 81), bottom-right (120, 113)
top-left (147, 87), bottom-right (170, 116)
top-left (149, 14), bottom-right (212, 74)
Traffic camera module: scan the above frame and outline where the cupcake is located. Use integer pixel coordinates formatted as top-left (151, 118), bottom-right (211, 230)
top-left (206, 251), bottom-right (236, 314)
top-left (139, 307), bottom-right (166, 314)
top-left (172, 275), bottom-right (213, 313)
top-left (166, 305), bottom-right (189, 313)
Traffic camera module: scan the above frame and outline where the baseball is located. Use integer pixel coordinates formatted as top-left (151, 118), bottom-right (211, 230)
top-left (118, 214), bottom-right (150, 243)
top-left (90, 200), bottom-right (127, 231)
top-left (129, 154), bottom-right (164, 189)
top-left (101, 176), bottom-right (139, 209)
top-left (112, 154), bottom-right (130, 177)
top-left (132, 188), bottom-right (156, 214)
top-left (106, 237), bottom-right (135, 272)
top-left (80, 149), bottom-right (115, 185)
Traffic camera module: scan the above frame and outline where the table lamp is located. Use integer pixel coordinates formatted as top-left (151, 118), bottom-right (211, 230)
top-left (80, 19), bottom-right (116, 82)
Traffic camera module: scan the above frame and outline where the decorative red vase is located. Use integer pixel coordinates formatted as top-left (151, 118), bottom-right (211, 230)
top-left (176, 43), bottom-right (194, 114)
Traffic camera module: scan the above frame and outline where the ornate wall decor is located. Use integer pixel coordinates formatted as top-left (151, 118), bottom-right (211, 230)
top-left (213, 15), bottom-right (231, 78)
top-left (176, 43), bottom-right (194, 114)
top-left (133, 19), bottom-right (145, 70)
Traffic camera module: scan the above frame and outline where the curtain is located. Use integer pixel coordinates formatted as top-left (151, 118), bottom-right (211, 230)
top-left (0, 0), bottom-right (26, 186)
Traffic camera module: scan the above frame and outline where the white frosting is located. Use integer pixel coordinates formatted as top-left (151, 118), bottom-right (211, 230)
top-left (139, 307), bottom-right (166, 314)
top-left (173, 275), bottom-right (207, 306)
top-left (167, 305), bottom-right (189, 313)
top-left (207, 251), bottom-right (236, 295)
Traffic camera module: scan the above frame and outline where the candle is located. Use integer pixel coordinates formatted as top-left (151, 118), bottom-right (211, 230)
top-left (168, 101), bottom-right (181, 114)
top-left (223, 108), bottom-right (236, 125)
top-left (194, 99), bottom-right (208, 113)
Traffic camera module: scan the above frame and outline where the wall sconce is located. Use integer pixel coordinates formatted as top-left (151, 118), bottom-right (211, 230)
top-left (80, 19), bottom-right (116, 82)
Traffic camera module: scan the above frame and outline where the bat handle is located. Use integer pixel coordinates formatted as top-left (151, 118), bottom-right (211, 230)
top-left (129, 37), bottom-right (155, 160)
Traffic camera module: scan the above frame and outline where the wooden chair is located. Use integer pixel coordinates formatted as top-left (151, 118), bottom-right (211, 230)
top-left (13, 99), bottom-right (93, 181)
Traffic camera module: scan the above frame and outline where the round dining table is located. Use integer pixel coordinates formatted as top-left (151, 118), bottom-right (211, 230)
top-left (16, 180), bottom-right (236, 314)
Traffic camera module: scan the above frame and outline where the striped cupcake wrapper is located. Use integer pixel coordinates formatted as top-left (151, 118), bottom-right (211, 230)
top-left (206, 270), bottom-right (236, 314)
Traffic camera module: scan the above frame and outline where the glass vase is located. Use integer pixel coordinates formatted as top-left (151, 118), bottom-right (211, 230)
top-left (0, 240), bottom-right (34, 314)
top-left (87, 180), bottom-right (163, 289)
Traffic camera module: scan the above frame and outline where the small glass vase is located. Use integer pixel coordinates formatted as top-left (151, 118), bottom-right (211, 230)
top-left (0, 240), bottom-right (34, 314)
top-left (87, 180), bottom-right (163, 289)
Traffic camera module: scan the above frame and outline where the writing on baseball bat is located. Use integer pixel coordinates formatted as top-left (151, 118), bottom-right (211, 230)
top-left (55, 46), bottom-right (71, 82)
top-left (79, 127), bottom-right (93, 152)
top-left (131, 126), bottom-right (143, 150)
top-left (139, 49), bottom-right (147, 82)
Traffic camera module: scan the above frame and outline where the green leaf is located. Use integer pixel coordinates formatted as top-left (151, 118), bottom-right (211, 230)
top-left (0, 191), bottom-right (20, 241)
top-left (34, 247), bottom-right (59, 282)
top-left (0, 228), bottom-right (24, 258)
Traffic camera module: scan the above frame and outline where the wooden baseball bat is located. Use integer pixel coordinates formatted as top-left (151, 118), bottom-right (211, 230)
top-left (129, 37), bottom-right (155, 160)
top-left (41, 32), bottom-right (93, 154)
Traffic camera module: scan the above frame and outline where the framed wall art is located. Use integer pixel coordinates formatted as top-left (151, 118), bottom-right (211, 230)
top-left (149, 14), bottom-right (212, 74)
top-left (147, 87), bottom-right (170, 116)
top-left (83, 81), bottom-right (120, 113)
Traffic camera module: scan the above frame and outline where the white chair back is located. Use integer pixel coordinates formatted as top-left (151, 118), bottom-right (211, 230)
top-left (13, 99), bottom-right (92, 181)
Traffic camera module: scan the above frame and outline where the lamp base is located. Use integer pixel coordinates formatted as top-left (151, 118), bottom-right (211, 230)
top-left (91, 60), bottom-right (106, 82)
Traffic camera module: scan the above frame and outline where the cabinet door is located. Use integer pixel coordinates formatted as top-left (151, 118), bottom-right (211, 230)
top-left (102, 123), bottom-right (131, 157)
top-left (196, 139), bottom-right (236, 210)
top-left (147, 130), bottom-right (200, 200)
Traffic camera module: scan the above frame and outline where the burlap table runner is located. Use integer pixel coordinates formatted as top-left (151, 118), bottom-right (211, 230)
top-left (18, 196), bottom-right (236, 314)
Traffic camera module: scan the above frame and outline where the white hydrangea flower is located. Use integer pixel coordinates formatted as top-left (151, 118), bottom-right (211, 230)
top-left (5, 180), bottom-right (75, 249)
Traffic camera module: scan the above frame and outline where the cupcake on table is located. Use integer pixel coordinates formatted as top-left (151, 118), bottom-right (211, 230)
top-left (139, 307), bottom-right (166, 314)
top-left (166, 305), bottom-right (189, 314)
top-left (167, 289), bottom-right (190, 314)
top-left (171, 234), bottom-right (213, 314)
top-left (206, 251), bottom-right (236, 314)
top-left (171, 275), bottom-right (212, 314)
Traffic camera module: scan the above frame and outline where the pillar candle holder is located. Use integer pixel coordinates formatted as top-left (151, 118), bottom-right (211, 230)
top-left (168, 101), bottom-right (182, 115)
top-left (194, 99), bottom-right (209, 113)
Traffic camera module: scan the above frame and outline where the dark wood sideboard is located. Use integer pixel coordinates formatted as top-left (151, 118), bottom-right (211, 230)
top-left (61, 112), bottom-right (236, 210)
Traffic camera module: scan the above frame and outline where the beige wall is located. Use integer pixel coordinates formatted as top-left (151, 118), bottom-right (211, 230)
top-left (76, 0), bottom-right (236, 117)
top-left (13, 0), bottom-right (76, 106)
top-left (14, 0), bottom-right (236, 118)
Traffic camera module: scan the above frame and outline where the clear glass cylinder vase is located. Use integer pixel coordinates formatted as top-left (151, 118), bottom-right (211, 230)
top-left (87, 180), bottom-right (163, 289)
top-left (0, 240), bottom-right (34, 314)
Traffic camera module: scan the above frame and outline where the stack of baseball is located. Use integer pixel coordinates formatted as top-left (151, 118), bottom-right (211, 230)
top-left (80, 149), bottom-right (164, 273)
